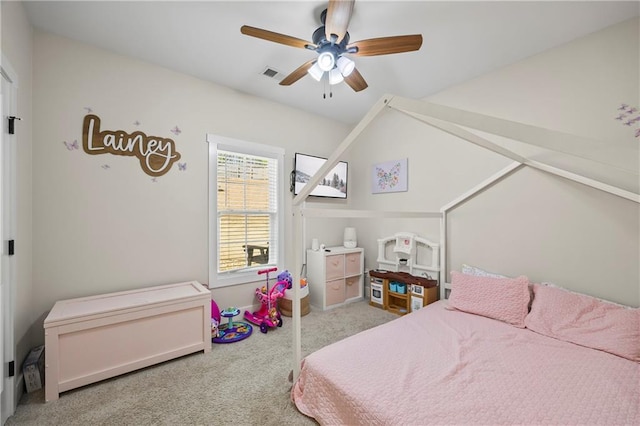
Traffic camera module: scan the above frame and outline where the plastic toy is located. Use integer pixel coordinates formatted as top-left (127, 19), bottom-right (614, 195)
top-left (243, 267), bottom-right (290, 333)
top-left (213, 306), bottom-right (253, 344)
top-left (210, 299), bottom-right (221, 338)
top-left (277, 270), bottom-right (293, 290)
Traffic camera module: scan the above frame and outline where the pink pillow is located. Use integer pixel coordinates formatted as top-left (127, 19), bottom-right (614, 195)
top-left (525, 284), bottom-right (640, 362)
top-left (449, 271), bottom-right (530, 327)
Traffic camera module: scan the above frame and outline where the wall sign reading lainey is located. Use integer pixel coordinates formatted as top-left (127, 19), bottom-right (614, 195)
top-left (82, 114), bottom-right (181, 177)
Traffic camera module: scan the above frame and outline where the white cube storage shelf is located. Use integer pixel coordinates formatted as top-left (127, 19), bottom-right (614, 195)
top-left (307, 247), bottom-right (364, 310)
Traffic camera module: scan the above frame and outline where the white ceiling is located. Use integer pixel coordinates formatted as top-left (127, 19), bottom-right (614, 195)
top-left (23, 1), bottom-right (639, 125)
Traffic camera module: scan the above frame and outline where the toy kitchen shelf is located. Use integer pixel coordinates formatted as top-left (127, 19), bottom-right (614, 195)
top-left (386, 284), bottom-right (410, 315)
top-left (369, 270), bottom-right (439, 316)
top-left (376, 232), bottom-right (440, 278)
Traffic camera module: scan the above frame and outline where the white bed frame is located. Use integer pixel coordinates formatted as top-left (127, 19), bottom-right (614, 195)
top-left (289, 94), bottom-right (640, 380)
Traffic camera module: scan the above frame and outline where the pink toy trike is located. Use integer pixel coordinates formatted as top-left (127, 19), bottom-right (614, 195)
top-left (243, 267), bottom-right (291, 333)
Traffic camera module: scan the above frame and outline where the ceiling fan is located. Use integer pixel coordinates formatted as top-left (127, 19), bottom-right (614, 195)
top-left (240, 0), bottom-right (423, 92)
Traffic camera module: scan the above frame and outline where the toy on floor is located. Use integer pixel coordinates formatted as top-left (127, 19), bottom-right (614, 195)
top-left (243, 268), bottom-right (291, 333)
top-left (211, 299), bottom-right (221, 338)
top-left (212, 306), bottom-right (253, 344)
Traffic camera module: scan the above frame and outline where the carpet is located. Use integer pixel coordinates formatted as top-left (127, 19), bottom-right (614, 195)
top-left (6, 301), bottom-right (397, 425)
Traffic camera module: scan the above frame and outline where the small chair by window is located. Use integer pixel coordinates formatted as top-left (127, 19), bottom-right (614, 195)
top-left (244, 243), bottom-right (269, 266)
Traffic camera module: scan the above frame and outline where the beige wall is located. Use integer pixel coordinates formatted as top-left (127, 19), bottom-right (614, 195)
top-left (31, 32), bottom-right (350, 336)
top-left (4, 6), bottom-right (640, 373)
top-left (350, 18), bottom-right (639, 306)
top-left (1, 0), bottom-right (35, 395)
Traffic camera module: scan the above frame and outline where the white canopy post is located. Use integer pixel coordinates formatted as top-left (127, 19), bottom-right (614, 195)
top-left (391, 97), bottom-right (639, 204)
top-left (289, 92), bottom-right (640, 386)
top-left (292, 95), bottom-right (393, 205)
top-left (439, 162), bottom-right (524, 297)
top-left (291, 204), bottom-right (303, 381)
top-left (388, 96), bottom-right (637, 172)
top-left (290, 206), bottom-right (442, 381)
top-left (291, 94), bottom-right (392, 381)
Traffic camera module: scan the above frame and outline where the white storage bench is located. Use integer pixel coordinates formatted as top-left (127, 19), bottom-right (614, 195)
top-left (43, 281), bottom-right (211, 401)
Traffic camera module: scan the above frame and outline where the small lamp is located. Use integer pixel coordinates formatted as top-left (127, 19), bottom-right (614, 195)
top-left (337, 56), bottom-right (355, 77)
top-left (343, 227), bottom-right (357, 249)
top-left (307, 62), bottom-right (324, 81)
top-left (317, 51), bottom-right (335, 71)
top-left (328, 68), bottom-right (344, 85)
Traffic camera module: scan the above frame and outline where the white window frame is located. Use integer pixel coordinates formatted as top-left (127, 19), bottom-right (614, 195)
top-left (208, 134), bottom-right (285, 288)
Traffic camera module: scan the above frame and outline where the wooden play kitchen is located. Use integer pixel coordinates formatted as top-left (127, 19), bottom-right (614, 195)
top-left (370, 232), bottom-right (440, 315)
top-left (369, 270), bottom-right (438, 315)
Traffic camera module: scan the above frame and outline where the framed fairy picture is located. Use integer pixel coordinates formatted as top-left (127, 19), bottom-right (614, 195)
top-left (371, 158), bottom-right (408, 194)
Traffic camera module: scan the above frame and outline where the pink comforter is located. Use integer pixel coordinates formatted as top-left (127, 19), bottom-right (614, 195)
top-left (292, 301), bottom-right (639, 425)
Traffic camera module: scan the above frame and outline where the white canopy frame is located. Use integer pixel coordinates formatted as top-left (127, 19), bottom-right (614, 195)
top-left (289, 94), bottom-right (640, 380)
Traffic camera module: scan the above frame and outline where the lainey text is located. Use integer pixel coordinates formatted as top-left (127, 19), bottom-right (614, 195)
top-left (82, 114), bottom-right (181, 177)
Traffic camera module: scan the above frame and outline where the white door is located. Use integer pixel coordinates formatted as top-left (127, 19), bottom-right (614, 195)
top-left (1, 62), bottom-right (17, 425)
top-left (0, 88), bottom-right (4, 425)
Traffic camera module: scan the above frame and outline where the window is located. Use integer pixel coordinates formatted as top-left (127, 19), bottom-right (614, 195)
top-left (208, 135), bottom-right (284, 287)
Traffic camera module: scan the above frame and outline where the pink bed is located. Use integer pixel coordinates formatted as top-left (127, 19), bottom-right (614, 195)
top-left (292, 299), bottom-right (640, 425)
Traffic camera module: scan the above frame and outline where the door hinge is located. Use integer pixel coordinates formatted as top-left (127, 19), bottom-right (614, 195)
top-left (8, 116), bottom-right (21, 135)
top-left (8, 239), bottom-right (14, 256)
top-left (8, 361), bottom-right (15, 377)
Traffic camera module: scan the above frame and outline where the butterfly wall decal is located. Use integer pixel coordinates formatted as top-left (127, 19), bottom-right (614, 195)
top-left (178, 162), bottom-right (187, 171)
top-left (170, 126), bottom-right (181, 136)
top-left (615, 103), bottom-right (640, 138)
top-left (63, 140), bottom-right (79, 150)
top-left (376, 162), bottom-right (401, 190)
top-left (372, 158), bottom-right (408, 194)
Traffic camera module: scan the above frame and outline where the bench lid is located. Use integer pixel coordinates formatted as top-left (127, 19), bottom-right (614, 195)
top-left (44, 281), bottom-right (209, 327)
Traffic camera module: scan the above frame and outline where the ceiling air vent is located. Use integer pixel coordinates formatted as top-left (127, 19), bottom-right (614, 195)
top-left (261, 67), bottom-right (282, 80)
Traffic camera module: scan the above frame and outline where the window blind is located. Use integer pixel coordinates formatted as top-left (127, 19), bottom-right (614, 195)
top-left (217, 150), bottom-right (279, 273)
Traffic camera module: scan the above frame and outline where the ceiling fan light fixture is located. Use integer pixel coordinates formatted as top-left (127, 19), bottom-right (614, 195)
top-left (317, 51), bottom-right (335, 72)
top-left (329, 68), bottom-right (344, 85)
top-left (337, 56), bottom-right (355, 77)
top-left (307, 62), bottom-right (324, 81)
top-left (241, 2), bottom-right (423, 94)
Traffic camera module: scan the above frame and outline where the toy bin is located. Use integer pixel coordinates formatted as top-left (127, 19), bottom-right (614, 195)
top-left (279, 284), bottom-right (310, 317)
top-left (43, 281), bottom-right (211, 401)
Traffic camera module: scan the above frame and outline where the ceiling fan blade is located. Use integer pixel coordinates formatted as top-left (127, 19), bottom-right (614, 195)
top-left (325, 0), bottom-right (355, 44)
top-left (344, 68), bottom-right (368, 92)
top-left (241, 25), bottom-right (315, 50)
top-left (348, 34), bottom-right (423, 56)
top-left (280, 60), bottom-right (316, 86)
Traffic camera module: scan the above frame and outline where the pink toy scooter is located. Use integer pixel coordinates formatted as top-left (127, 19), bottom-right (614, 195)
top-left (243, 267), bottom-right (286, 333)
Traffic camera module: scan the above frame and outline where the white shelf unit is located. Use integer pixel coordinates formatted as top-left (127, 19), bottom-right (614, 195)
top-left (307, 246), bottom-right (364, 310)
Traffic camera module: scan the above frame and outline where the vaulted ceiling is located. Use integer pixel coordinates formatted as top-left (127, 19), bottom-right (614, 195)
top-left (23, 1), bottom-right (639, 124)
